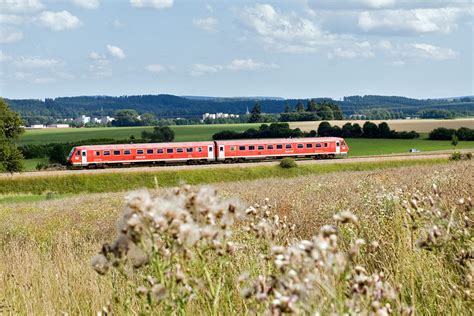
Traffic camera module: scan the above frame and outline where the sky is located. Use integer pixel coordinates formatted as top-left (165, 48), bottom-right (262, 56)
top-left (0, 0), bottom-right (473, 100)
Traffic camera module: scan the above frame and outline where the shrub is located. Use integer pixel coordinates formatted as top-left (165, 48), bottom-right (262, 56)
top-left (279, 157), bottom-right (297, 168)
top-left (35, 161), bottom-right (49, 170)
top-left (449, 152), bottom-right (472, 161)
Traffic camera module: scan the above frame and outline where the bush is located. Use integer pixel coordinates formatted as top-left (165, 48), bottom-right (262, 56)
top-left (279, 157), bottom-right (297, 168)
top-left (449, 152), bottom-right (472, 161)
top-left (35, 161), bottom-right (49, 170)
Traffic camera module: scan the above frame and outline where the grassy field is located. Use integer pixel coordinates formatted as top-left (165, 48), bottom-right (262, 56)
top-left (18, 124), bottom-right (258, 145)
top-left (1, 161), bottom-right (472, 314)
top-left (0, 158), bottom-right (449, 195)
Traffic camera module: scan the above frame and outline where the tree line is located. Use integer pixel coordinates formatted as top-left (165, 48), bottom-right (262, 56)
top-left (429, 127), bottom-right (474, 141)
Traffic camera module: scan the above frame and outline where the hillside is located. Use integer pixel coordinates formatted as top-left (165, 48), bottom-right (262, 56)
top-left (5, 94), bottom-right (474, 124)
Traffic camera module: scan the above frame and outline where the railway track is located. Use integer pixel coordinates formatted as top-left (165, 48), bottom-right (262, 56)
top-left (1, 150), bottom-right (466, 179)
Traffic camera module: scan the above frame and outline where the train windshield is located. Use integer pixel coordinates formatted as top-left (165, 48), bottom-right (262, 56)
top-left (67, 148), bottom-right (75, 159)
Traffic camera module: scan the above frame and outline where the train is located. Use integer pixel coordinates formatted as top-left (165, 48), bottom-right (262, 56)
top-left (67, 137), bottom-right (349, 168)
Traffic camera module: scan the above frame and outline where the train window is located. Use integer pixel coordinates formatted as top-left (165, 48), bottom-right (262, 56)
top-left (267, 145), bottom-right (274, 150)
top-left (104, 151), bottom-right (110, 156)
top-left (258, 145), bottom-right (264, 150)
top-left (197, 147), bottom-right (203, 152)
top-left (316, 143), bottom-right (322, 148)
top-left (137, 150), bottom-right (144, 155)
top-left (124, 150), bottom-right (131, 155)
top-left (324, 143), bottom-right (328, 148)
top-left (276, 144), bottom-right (283, 149)
top-left (306, 143), bottom-right (313, 148)
top-left (82, 151), bottom-right (86, 156)
top-left (95, 151), bottom-right (101, 156)
top-left (167, 148), bottom-right (173, 154)
top-left (249, 145), bottom-right (255, 150)
top-left (113, 150), bottom-right (121, 155)
top-left (285, 144), bottom-right (292, 149)
top-left (239, 146), bottom-right (246, 151)
top-left (209, 147), bottom-right (213, 152)
top-left (76, 151), bottom-right (81, 156)
top-left (147, 149), bottom-right (153, 154)
top-left (230, 146), bottom-right (235, 151)
top-left (186, 148), bottom-right (193, 153)
top-left (157, 149), bottom-right (164, 154)
top-left (297, 144), bottom-right (304, 149)
top-left (177, 148), bottom-right (183, 153)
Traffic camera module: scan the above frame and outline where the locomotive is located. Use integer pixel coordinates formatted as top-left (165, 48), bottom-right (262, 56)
top-left (67, 137), bottom-right (349, 168)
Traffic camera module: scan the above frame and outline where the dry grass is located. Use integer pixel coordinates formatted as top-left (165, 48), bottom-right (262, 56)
top-left (289, 118), bottom-right (474, 133)
top-left (0, 161), bottom-right (472, 314)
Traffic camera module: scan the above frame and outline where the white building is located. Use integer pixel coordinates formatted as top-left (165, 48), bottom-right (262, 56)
top-left (29, 124), bottom-right (45, 129)
top-left (76, 115), bottom-right (91, 124)
top-left (100, 116), bottom-right (115, 124)
top-left (47, 124), bottom-right (70, 128)
top-left (202, 112), bottom-right (240, 121)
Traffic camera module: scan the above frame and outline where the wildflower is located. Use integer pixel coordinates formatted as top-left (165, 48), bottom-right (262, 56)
top-left (333, 210), bottom-right (358, 225)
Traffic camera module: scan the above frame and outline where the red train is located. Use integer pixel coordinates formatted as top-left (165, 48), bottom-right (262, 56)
top-left (67, 137), bottom-right (349, 168)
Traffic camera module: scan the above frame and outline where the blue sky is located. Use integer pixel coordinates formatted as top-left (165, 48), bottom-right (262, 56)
top-left (0, 0), bottom-right (473, 99)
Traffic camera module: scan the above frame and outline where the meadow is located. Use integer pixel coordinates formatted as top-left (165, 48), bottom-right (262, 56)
top-left (0, 161), bottom-right (472, 314)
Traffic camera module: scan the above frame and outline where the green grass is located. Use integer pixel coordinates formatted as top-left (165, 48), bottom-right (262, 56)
top-left (345, 138), bottom-right (474, 156)
top-left (22, 158), bottom-right (48, 171)
top-left (0, 158), bottom-right (449, 195)
top-left (18, 124), bottom-right (258, 145)
top-left (0, 193), bottom-right (73, 204)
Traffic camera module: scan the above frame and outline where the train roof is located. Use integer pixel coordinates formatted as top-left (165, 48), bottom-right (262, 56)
top-left (214, 137), bottom-right (344, 145)
top-left (76, 141), bottom-right (214, 150)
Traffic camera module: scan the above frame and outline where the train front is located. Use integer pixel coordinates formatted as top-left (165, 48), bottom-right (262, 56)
top-left (67, 147), bottom-right (81, 166)
top-left (340, 138), bottom-right (349, 156)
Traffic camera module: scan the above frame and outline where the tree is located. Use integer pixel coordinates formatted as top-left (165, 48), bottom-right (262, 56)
top-left (352, 123), bottom-right (363, 138)
top-left (306, 99), bottom-right (318, 112)
top-left (362, 121), bottom-right (379, 138)
top-left (342, 123), bottom-right (354, 138)
top-left (378, 122), bottom-right (391, 138)
top-left (284, 102), bottom-right (291, 113)
top-left (142, 126), bottom-right (175, 142)
top-left (140, 113), bottom-right (157, 126)
top-left (428, 128), bottom-right (456, 140)
top-left (49, 144), bottom-right (67, 165)
top-left (317, 121), bottom-right (333, 137)
top-left (451, 134), bottom-right (459, 149)
top-left (249, 102), bottom-right (263, 123)
top-left (295, 101), bottom-right (305, 113)
top-left (112, 109), bottom-right (141, 127)
top-left (317, 105), bottom-right (334, 120)
top-left (0, 98), bottom-right (24, 173)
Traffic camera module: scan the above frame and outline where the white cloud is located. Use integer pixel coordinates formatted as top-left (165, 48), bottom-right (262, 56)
top-left (0, 50), bottom-right (12, 62)
top-left (358, 7), bottom-right (466, 35)
top-left (227, 58), bottom-right (279, 71)
top-left (0, 26), bottom-right (23, 43)
top-left (145, 64), bottom-right (168, 73)
top-left (190, 63), bottom-right (223, 77)
top-left (191, 59), bottom-right (279, 76)
top-left (130, 0), bottom-right (173, 10)
top-left (14, 56), bottom-right (63, 68)
top-left (206, 4), bottom-right (213, 13)
top-left (378, 40), bottom-right (458, 60)
top-left (0, 14), bottom-right (24, 25)
top-left (359, 0), bottom-right (396, 9)
top-left (329, 41), bottom-right (375, 59)
top-left (0, 0), bottom-right (43, 13)
top-left (192, 17), bottom-right (217, 32)
top-left (13, 71), bottom-right (55, 84)
top-left (36, 11), bottom-right (82, 31)
top-left (240, 4), bottom-right (342, 53)
top-left (106, 44), bottom-right (126, 59)
top-left (407, 43), bottom-right (458, 60)
top-left (89, 51), bottom-right (106, 60)
top-left (72, 0), bottom-right (100, 9)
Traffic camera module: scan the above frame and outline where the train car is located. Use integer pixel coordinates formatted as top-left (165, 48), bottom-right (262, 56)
top-left (67, 141), bottom-right (215, 167)
top-left (67, 137), bottom-right (349, 168)
top-left (215, 137), bottom-right (348, 161)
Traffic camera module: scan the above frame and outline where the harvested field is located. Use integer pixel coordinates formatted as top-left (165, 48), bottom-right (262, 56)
top-left (290, 118), bottom-right (474, 133)
top-left (0, 161), bottom-right (472, 314)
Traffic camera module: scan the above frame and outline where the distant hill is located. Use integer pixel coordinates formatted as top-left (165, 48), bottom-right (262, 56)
top-left (4, 94), bottom-right (474, 124)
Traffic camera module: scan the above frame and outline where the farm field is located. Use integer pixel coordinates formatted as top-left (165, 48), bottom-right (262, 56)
top-left (289, 118), bottom-right (474, 133)
top-left (0, 161), bottom-right (472, 314)
top-left (18, 118), bottom-right (474, 146)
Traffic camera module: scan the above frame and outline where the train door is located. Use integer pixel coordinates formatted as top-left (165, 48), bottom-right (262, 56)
top-left (208, 145), bottom-right (214, 161)
top-left (218, 145), bottom-right (225, 160)
top-left (81, 150), bottom-right (88, 165)
top-left (335, 141), bottom-right (341, 154)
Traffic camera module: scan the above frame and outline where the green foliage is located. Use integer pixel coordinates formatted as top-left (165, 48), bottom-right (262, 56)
top-left (429, 127), bottom-right (474, 141)
top-left (49, 144), bottom-right (67, 165)
top-left (0, 158), bottom-right (447, 195)
top-left (112, 109), bottom-right (142, 127)
top-left (0, 98), bottom-right (24, 173)
top-left (213, 123), bottom-right (306, 140)
top-left (248, 102), bottom-right (263, 123)
top-left (449, 151), bottom-right (471, 161)
top-left (280, 100), bottom-right (342, 122)
top-left (279, 157), bottom-right (297, 168)
top-left (141, 126), bottom-right (175, 142)
top-left (451, 135), bottom-right (459, 148)
top-left (36, 161), bottom-right (49, 170)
